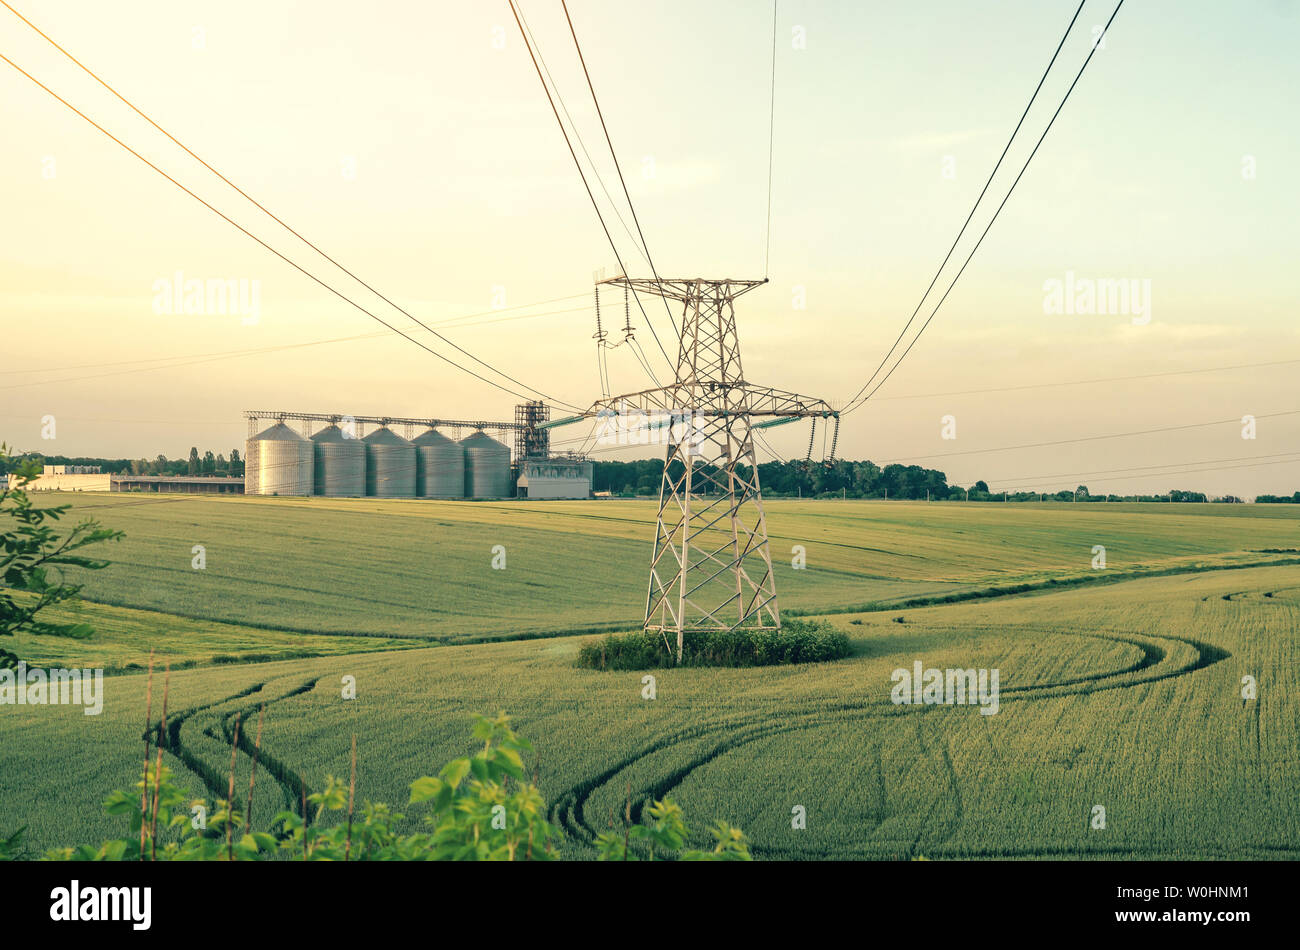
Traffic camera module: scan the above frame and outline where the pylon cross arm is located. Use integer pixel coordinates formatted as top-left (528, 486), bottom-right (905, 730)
top-left (587, 382), bottom-right (836, 419)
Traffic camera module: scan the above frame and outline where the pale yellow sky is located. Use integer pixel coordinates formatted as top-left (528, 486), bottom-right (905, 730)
top-left (2, 0), bottom-right (1298, 495)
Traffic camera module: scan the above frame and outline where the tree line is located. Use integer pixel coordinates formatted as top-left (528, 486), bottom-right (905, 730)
top-left (0, 449), bottom-right (244, 478)
top-left (3, 451), bottom-right (1295, 502)
top-left (592, 458), bottom-right (1290, 503)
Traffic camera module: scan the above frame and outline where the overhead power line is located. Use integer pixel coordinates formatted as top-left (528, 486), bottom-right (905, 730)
top-left (1, 0), bottom-right (575, 410)
top-left (844, 0), bottom-right (1122, 414)
top-left (559, 407), bottom-right (1300, 468)
top-left (764, 0), bottom-right (778, 278)
top-left (844, 0), bottom-right (1085, 412)
top-left (867, 355), bottom-right (1300, 403)
top-left (994, 451), bottom-right (1300, 487)
top-left (560, 0), bottom-right (683, 361)
top-left (872, 407), bottom-right (1300, 466)
top-left (0, 50), bottom-right (585, 411)
top-left (998, 452), bottom-right (1300, 483)
top-left (0, 301), bottom-right (594, 391)
top-left (514, 6), bottom-right (650, 268)
top-left (507, 0), bottom-right (673, 380)
top-left (995, 455), bottom-right (1300, 492)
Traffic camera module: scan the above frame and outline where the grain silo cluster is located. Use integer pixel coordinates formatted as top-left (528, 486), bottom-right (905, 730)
top-left (242, 409), bottom-right (544, 499)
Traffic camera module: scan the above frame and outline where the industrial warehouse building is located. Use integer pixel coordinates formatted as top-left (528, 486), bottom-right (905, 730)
top-left (8, 467), bottom-right (244, 494)
top-left (9, 466), bottom-right (112, 492)
top-left (516, 457), bottom-right (594, 499)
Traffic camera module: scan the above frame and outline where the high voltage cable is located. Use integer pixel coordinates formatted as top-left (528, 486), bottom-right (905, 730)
top-left (844, 0), bottom-right (1085, 412)
top-left (625, 336), bottom-right (664, 390)
top-left (514, 5), bottom-right (650, 268)
top-left (843, 0), bottom-right (1087, 412)
top-left (515, 2), bottom-right (665, 397)
top-left (992, 451), bottom-right (1300, 490)
top-left (843, 0), bottom-right (1117, 415)
top-left (754, 429), bottom-right (788, 464)
top-left (0, 49), bottom-right (588, 412)
top-left (2, 293), bottom-right (585, 374)
top-left (84, 429), bottom-right (1300, 493)
top-left (0, 300), bottom-right (594, 387)
top-left (763, 0), bottom-right (778, 278)
top-left (574, 418), bottom-right (602, 457)
top-left (554, 407), bottom-right (1300, 464)
top-left (569, 438), bottom-right (1300, 496)
top-left (508, 0), bottom-right (672, 381)
top-left (560, 0), bottom-right (682, 357)
top-left (0, 0), bottom-right (574, 410)
top-left (995, 455), bottom-right (1300, 492)
top-left (866, 355), bottom-right (1300, 403)
top-left (871, 407), bottom-right (1299, 466)
top-left (0, 304), bottom-right (594, 392)
top-left (847, 0), bottom-right (1125, 412)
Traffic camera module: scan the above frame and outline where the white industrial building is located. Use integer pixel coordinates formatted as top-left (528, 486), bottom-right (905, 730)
top-left (515, 457), bottom-right (593, 499)
top-left (9, 466), bottom-right (111, 492)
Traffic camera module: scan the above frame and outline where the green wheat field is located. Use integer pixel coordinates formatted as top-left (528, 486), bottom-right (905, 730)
top-left (2, 494), bottom-right (1298, 859)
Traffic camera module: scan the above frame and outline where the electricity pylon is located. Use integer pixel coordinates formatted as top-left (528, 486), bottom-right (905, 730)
top-left (560, 277), bottom-right (836, 662)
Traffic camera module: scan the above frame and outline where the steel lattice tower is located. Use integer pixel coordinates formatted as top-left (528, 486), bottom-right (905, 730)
top-left (580, 277), bottom-right (836, 661)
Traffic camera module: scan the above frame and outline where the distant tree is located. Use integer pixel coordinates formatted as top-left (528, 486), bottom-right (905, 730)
top-left (230, 449), bottom-right (242, 476)
top-left (152, 455), bottom-right (168, 476)
top-left (973, 480), bottom-right (989, 494)
top-left (1075, 485), bottom-right (1090, 498)
top-left (201, 451), bottom-right (216, 475)
top-left (187, 447), bottom-right (200, 476)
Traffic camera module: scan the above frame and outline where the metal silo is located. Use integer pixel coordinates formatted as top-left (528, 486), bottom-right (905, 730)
top-left (311, 424), bottom-right (366, 497)
top-left (245, 422), bottom-right (313, 496)
top-left (363, 427), bottom-right (416, 498)
top-left (460, 430), bottom-right (512, 499)
top-left (412, 428), bottom-right (465, 499)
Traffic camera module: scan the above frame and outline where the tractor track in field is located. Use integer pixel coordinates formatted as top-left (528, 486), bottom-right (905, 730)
top-left (147, 677), bottom-right (321, 829)
top-left (212, 679), bottom-right (321, 822)
top-left (144, 680), bottom-right (266, 802)
top-left (138, 625), bottom-right (1238, 858)
top-left (549, 627), bottom-right (1233, 857)
top-left (1252, 696), bottom-right (1269, 806)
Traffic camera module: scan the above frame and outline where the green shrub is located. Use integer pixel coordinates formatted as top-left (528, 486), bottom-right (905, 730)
top-left (576, 618), bottom-right (851, 670)
top-left (596, 798), bottom-right (750, 861)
